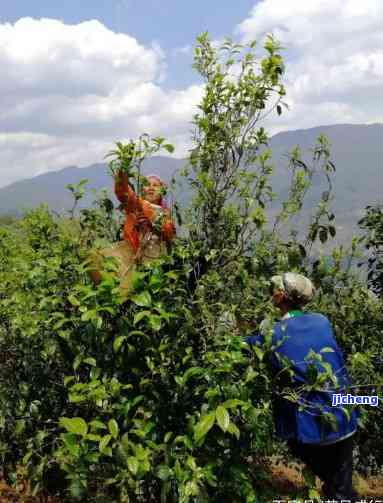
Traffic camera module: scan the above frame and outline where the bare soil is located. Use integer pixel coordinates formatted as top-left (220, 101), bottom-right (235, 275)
top-left (0, 465), bottom-right (382, 502)
top-left (269, 460), bottom-right (383, 499)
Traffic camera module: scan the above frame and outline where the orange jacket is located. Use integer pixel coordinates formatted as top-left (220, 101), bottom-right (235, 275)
top-left (114, 171), bottom-right (176, 253)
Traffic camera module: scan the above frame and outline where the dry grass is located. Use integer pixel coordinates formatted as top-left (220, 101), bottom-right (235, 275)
top-left (0, 466), bottom-right (382, 502)
top-left (269, 458), bottom-right (383, 499)
top-left (0, 479), bottom-right (60, 503)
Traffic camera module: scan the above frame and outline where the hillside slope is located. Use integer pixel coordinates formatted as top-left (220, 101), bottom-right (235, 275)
top-left (1, 124), bottom-right (382, 241)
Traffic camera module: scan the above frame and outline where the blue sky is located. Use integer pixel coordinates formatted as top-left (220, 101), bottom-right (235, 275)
top-left (0, 0), bottom-right (382, 187)
top-left (1, 1), bottom-right (257, 47)
top-left (0, 0), bottom-right (257, 88)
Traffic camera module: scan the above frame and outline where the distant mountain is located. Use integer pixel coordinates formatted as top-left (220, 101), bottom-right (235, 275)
top-left (0, 157), bottom-right (185, 216)
top-left (1, 124), bottom-right (382, 242)
top-left (270, 123), bottom-right (383, 211)
top-left (267, 123), bottom-right (383, 242)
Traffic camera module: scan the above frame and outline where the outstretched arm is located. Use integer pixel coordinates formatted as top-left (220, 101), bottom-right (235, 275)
top-left (114, 170), bottom-right (140, 210)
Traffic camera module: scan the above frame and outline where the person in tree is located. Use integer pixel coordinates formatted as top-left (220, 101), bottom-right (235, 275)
top-left (114, 170), bottom-right (175, 260)
top-left (246, 273), bottom-right (359, 501)
top-left (90, 171), bottom-right (175, 296)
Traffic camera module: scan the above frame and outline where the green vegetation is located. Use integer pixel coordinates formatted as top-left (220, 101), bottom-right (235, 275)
top-left (0, 33), bottom-right (382, 502)
top-left (359, 204), bottom-right (383, 296)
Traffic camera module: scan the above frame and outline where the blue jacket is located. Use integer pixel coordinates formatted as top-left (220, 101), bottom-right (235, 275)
top-left (246, 313), bottom-right (358, 444)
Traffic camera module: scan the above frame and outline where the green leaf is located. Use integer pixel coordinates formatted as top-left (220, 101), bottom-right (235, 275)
top-left (309, 488), bottom-right (321, 500)
top-left (253, 346), bottom-right (264, 361)
top-left (164, 144), bottom-right (175, 154)
top-left (73, 355), bottom-right (82, 371)
top-left (186, 456), bottom-right (197, 470)
top-left (157, 465), bottom-right (171, 481)
top-left (83, 357), bottom-right (96, 367)
top-left (53, 318), bottom-right (68, 330)
top-left (62, 433), bottom-right (79, 456)
top-left (341, 406), bottom-right (351, 421)
top-left (127, 456), bottom-right (139, 475)
top-left (108, 419), bottom-right (119, 439)
top-left (69, 479), bottom-right (86, 500)
top-left (131, 271), bottom-right (147, 289)
top-left (81, 309), bottom-right (97, 322)
top-left (102, 447), bottom-right (113, 457)
top-left (227, 422), bottom-right (240, 439)
top-left (310, 228), bottom-right (318, 242)
top-left (131, 291), bottom-right (152, 307)
top-left (302, 466), bottom-right (316, 487)
top-left (185, 480), bottom-right (198, 497)
top-left (323, 412), bottom-right (339, 432)
top-left (113, 336), bottom-right (127, 353)
top-left (194, 413), bottom-right (215, 442)
top-left (319, 228), bottom-right (328, 243)
top-left (99, 434), bottom-right (112, 453)
top-left (216, 406), bottom-right (230, 432)
top-left (148, 314), bottom-right (162, 331)
top-left (60, 417), bottom-right (88, 437)
top-left (222, 399), bottom-right (244, 409)
top-left (133, 310), bottom-right (151, 325)
top-left (245, 368), bottom-right (259, 384)
top-left (298, 244), bottom-right (307, 258)
top-left (64, 376), bottom-right (75, 386)
top-left (129, 330), bottom-right (145, 337)
top-left (68, 393), bottom-right (86, 403)
top-left (22, 451), bottom-right (33, 465)
top-left (68, 295), bottom-right (80, 306)
top-left (90, 420), bottom-right (107, 431)
top-left (329, 225), bottom-right (336, 237)
top-left (182, 367), bottom-right (203, 385)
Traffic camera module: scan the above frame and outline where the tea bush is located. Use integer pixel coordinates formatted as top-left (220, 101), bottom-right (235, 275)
top-left (0, 33), bottom-right (382, 502)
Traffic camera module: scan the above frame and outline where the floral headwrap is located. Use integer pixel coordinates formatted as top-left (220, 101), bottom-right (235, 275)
top-left (146, 174), bottom-right (168, 209)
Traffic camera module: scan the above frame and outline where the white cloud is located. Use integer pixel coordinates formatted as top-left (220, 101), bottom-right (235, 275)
top-left (2, 6), bottom-right (383, 188)
top-left (236, 0), bottom-right (383, 133)
top-left (0, 18), bottom-right (202, 187)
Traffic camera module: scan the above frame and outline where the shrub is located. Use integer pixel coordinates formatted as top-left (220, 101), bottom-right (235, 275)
top-left (0, 33), bottom-right (382, 502)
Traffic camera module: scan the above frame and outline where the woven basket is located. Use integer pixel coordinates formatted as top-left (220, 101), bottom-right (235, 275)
top-left (88, 238), bottom-right (166, 298)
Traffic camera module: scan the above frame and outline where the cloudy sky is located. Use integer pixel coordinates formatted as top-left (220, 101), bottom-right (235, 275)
top-left (0, 0), bottom-right (382, 187)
